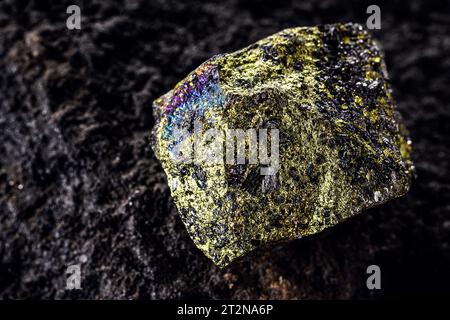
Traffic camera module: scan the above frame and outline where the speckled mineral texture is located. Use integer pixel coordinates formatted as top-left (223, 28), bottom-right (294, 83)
top-left (152, 23), bottom-right (413, 267)
top-left (1, 0), bottom-right (449, 299)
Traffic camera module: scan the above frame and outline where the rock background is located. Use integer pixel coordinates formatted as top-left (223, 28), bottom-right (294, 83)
top-left (0, 0), bottom-right (449, 299)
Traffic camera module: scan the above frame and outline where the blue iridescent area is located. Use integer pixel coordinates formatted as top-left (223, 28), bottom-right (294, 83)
top-left (162, 64), bottom-right (225, 150)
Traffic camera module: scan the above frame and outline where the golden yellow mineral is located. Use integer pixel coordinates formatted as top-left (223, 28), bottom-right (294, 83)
top-left (151, 23), bottom-right (413, 267)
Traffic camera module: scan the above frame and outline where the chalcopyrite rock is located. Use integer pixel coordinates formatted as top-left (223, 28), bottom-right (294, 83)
top-left (151, 23), bottom-right (414, 267)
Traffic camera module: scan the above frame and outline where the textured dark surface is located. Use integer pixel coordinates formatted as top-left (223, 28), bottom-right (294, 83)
top-left (0, 0), bottom-right (449, 299)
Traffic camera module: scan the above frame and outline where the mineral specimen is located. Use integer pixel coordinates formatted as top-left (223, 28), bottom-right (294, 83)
top-left (151, 23), bottom-right (413, 267)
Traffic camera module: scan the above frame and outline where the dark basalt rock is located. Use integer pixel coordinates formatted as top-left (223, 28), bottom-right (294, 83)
top-left (0, 0), bottom-right (449, 299)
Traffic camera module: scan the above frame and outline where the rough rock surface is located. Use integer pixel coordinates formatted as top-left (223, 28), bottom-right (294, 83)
top-left (152, 23), bottom-right (413, 267)
top-left (0, 0), bottom-right (449, 299)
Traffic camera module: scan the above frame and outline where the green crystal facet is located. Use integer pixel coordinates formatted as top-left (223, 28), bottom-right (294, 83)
top-left (151, 23), bottom-right (413, 267)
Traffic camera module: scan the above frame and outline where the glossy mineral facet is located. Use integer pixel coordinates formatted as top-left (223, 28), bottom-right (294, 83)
top-left (151, 23), bottom-right (413, 267)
